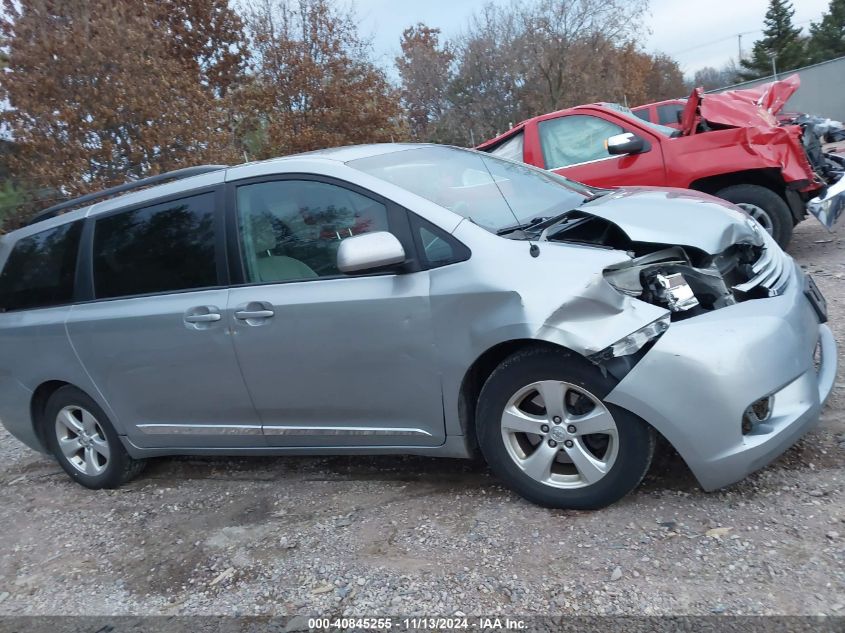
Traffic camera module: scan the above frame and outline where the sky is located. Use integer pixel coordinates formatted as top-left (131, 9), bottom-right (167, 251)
top-left (354, 0), bottom-right (832, 78)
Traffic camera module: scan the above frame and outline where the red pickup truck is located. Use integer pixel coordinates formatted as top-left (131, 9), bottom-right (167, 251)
top-left (477, 77), bottom-right (844, 248)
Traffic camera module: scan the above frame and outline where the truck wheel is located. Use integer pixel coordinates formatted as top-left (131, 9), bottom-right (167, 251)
top-left (716, 184), bottom-right (793, 249)
top-left (476, 347), bottom-right (655, 510)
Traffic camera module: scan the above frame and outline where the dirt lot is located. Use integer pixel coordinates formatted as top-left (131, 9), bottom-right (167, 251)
top-left (0, 221), bottom-right (843, 617)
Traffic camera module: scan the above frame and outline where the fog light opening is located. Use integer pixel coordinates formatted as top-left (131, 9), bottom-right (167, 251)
top-left (813, 340), bottom-right (823, 375)
top-left (742, 395), bottom-right (774, 435)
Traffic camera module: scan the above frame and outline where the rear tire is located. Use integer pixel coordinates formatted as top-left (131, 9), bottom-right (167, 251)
top-left (476, 347), bottom-right (655, 509)
top-left (716, 184), bottom-right (793, 249)
top-left (44, 386), bottom-right (146, 489)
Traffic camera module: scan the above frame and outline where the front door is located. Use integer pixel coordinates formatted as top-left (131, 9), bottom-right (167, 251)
top-left (536, 114), bottom-right (667, 188)
top-left (66, 191), bottom-right (262, 448)
top-left (227, 177), bottom-right (445, 447)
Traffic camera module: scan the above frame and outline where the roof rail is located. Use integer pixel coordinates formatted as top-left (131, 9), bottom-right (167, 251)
top-left (26, 165), bottom-right (228, 226)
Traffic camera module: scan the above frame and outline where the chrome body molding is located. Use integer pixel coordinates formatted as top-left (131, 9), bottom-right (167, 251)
top-left (136, 424), bottom-right (263, 435)
top-left (135, 424), bottom-right (434, 438)
top-left (262, 426), bottom-right (433, 437)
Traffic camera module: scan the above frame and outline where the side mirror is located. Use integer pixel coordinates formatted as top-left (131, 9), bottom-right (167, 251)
top-left (606, 132), bottom-right (646, 155)
top-left (337, 231), bottom-right (406, 274)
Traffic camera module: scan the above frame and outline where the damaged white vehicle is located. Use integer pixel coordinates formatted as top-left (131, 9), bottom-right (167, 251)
top-left (0, 144), bottom-right (835, 509)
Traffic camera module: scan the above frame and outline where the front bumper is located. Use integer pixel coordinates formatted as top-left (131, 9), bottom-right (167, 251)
top-left (807, 175), bottom-right (845, 230)
top-left (606, 262), bottom-right (837, 491)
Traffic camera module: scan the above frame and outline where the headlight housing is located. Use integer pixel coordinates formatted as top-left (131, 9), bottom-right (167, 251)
top-left (590, 315), bottom-right (670, 362)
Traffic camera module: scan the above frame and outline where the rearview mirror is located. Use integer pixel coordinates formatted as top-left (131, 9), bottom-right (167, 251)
top-left (606, 132), bottom-right (646, 155)
top-left (337, 231), bottom-right (406, 274)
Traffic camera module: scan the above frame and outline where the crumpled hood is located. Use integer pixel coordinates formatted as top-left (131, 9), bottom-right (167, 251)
top-left (674, 75), bottom-right (815, 188)
top-left (579, 186), bottom-right (763, 254)
top-left (681, 74), bottom-right (800, 133)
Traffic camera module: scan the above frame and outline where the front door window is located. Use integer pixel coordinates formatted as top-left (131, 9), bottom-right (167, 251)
top-left (236, 180), bottom-right (390, 283)
top-left (538, 115), bottom-right (625, 170)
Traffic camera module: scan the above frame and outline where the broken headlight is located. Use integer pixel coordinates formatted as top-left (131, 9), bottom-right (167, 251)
top-left (650, 272), bottom-right (699, 312)
top-left (591, 315), bottom-right (670, 361)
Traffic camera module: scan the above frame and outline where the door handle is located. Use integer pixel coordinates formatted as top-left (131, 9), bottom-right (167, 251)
top-left (185, 313), bottom-right (222, 323)
top-left (235, 309), bottom-right (274, 320)
top-left (184, 306), bottom-right (222, 330)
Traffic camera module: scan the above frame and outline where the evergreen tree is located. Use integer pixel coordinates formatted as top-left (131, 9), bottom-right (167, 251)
top-left (807, 0), bottom-right (845, 64)
top-left (739, 0), bottom-right (807, 80)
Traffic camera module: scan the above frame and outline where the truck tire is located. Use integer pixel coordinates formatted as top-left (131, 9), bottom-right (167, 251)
top-left (716, 184), bottom-right (794, 249)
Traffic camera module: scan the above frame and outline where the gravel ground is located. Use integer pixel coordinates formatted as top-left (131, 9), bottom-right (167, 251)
top-left (0, 220), bottom-right (843, 617)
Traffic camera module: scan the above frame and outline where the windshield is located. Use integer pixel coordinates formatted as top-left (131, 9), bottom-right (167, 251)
top-left (601, 103), bottom-right (678, 136)
top-left (348, 146), bottom-right (597, 233)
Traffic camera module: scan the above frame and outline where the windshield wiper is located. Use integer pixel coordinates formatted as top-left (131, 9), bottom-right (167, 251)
top-left (496, 224), bottom-right (527, 236)
top-left (528, 210), bottom-right (579, 233)
top-left (496, 209), bottom-right (578, 236)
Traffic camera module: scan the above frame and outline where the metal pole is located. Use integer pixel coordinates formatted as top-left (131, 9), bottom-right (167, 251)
top-left (738, 34), bottom-right (742, 62)
top-left (771, 56), bottom-right (777, 79)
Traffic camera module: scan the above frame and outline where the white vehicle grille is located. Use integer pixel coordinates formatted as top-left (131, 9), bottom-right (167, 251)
top-left (732, 246), bottom-right (791, 296)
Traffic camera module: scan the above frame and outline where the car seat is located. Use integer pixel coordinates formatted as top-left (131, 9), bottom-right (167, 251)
top-left (250, 213), bottom-right (318, 282)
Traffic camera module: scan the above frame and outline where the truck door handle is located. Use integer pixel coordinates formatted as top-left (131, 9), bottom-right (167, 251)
top-left (185, 313), bottom-right (222, 323)
top-left (235, 309), bottom-right (275, 320)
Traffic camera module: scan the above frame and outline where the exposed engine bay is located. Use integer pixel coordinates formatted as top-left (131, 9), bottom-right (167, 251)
top-left (798, 117), bottom-right (845, 187)
top-left (541, 212), bottom-right (772, 321)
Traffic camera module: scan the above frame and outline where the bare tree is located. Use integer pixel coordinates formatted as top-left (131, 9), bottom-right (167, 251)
top-left (691, 61), bottom-right (742, 92)
top-left (517, 0), bottom-right (649, 110)
top-left (643, 53), bottom-right (686, 102)
top-left (441, 4), bottom-right (527, 144)
top-left (422, 0), bottom-right (676, 145)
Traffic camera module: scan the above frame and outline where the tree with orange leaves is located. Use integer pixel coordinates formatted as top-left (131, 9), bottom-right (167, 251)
top-left (0, 0), bottom-right (243, 226)
top-left (234, 0), bottom-right (405, 160)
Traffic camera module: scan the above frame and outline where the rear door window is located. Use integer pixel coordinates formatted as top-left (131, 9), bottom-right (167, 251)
top-left (657, 104), bottom-right (684, 125)
top-left (92, 192), bottom-right (218, 299)
top-left (632, 108), bottom-right (652, 122)
top-left (0, 221), bottom-right (82, 312)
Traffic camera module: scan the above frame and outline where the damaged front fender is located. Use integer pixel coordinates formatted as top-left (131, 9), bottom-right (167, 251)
top-left (533, 273), bottom-right (669, 356)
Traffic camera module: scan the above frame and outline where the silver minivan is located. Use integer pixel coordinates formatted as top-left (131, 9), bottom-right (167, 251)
top-left (0, 144), bottom-right (836, 508)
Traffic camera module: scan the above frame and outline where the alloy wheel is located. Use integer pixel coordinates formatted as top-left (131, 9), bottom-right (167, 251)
top-left (500, 380), bottom-right (619, 489)
top-left (54, 405), bottom-right (110, 476)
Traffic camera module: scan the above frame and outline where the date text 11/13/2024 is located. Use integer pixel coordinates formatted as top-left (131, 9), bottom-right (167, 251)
top-left (308, 617), bottom-right (528, 630)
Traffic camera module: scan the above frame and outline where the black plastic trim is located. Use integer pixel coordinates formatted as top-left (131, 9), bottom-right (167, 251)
top-left (27, 165), bottom-right (228, 226)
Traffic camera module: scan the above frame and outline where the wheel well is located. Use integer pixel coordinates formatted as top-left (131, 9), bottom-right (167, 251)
top-left (458, 340), bottom-right (574, 452)
top-left (689, 168), bottom-right (785, 197)
top-left (30, 380), bottom-right (70, 450)
top-left (689, 169), bottom-right (804, 223)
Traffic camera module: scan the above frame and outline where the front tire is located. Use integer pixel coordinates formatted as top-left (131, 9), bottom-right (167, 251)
top-left (716, 184), bottom-right (794, 249)
top-left (44, 386), bottom-right (146, 489)
top-left (476, 347), bottom-right (655, 509)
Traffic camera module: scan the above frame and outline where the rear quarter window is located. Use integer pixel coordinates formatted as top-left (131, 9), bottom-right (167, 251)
top-left (0, 221), bottom-right (83, 312)
top-left (486, 132), bottom-right (524, 163)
